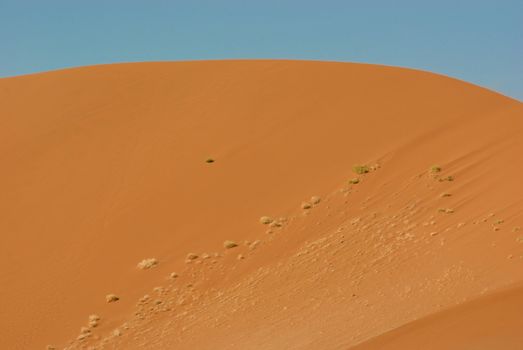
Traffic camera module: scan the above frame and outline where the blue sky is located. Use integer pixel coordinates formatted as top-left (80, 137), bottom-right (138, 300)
top-left (1, 1), bottom-right (522, 100)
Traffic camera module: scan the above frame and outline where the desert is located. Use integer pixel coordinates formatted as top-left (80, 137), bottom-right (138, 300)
top-left (1, 60), bottom-right (522, 349)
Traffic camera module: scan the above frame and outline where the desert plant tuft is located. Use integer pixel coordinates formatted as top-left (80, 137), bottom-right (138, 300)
top-left (223, 240), bottom-right (238, 249)
top-left (137, 258), bottom-right (159, 270)
top-left (185, 253), bottom-right (198, 261)
top-left (106, 294), bottom-right (120, 303)
top-left (205, 158), bottom-right (215, 163)
top-left (430, 165), bottom-right (442, 173)
top-left (301, 202), bottom-right (312, 209)
top-left (259, 216), bottom-right (273, 225)
top-left (349, 178), bottom-right (360, 185)
top-left (353, 165), bottom-right (370, 174)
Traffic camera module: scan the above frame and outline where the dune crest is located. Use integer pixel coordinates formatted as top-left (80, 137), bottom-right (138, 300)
top-left (0, 60), bottom-right (522, 349)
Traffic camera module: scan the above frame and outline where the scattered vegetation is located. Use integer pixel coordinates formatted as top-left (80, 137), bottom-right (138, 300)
top-left (106, 294), bottom-right (120, 303)
top-left (353, 165), bottom-right (370, 174)
top-left (430, 165), bottom-right (442, 173)
top-left (185, 253), bottom-right (198, 262)
top-left (205, 158), bottom-right (215, 163)
top-left (259, 216), bottom-right (273, 224)
top-left (301, 202), bottom-right (312, 209)
top-left (438, 208), bottom-right (454, 214)
top-left (223, 240), bottom-right (238, 249)
top-left (440, 193), bottom-right (452, 198)
top-left (137, 258), bottom-right (159, 270)
top-left (349, 178), bottom-right (360, 185)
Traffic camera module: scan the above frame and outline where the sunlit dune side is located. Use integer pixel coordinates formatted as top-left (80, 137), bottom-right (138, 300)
top-left (0, 60), bottom-right (522, 350)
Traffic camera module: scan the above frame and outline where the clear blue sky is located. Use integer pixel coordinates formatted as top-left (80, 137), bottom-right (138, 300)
top-left (1, 0), bottom-right (522, 100)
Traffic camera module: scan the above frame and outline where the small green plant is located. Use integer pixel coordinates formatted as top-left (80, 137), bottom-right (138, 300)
top-left (205, 158), bottom-right (215, 163)
top-left (430, 165), bottom-right (442, 173)
top-left (353, 165), bottom-right (370, 174)
top-left (349, 178), bottom-right (360, 185)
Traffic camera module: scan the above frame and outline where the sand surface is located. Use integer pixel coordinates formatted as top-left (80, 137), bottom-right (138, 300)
top-left (352, 283), bottom-right (523, 349)
top-left (0, 60), bottom-right (522, 349)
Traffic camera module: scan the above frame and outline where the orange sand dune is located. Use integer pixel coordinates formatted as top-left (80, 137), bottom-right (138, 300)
top-left (352, 283), bottom-right (523, 350)
top-left (0, 60), bottom-right (522, 349)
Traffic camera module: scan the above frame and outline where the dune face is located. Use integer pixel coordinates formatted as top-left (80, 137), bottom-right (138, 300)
top-left (0, 60), bottom-right (522, 349)
top-left (352, 284), bottom-right (523, 350)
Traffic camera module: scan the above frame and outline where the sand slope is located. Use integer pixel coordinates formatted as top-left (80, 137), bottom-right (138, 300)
top-left (352, 283), bottom-right (523, 350)
top-left (0, 60), bottom-right (522, 349)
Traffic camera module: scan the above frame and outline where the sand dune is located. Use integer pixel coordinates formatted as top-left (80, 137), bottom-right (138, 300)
top-left (352, 283), bottom-right (523, 350)
top-left (0, 60), bottom-right (522, 349)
